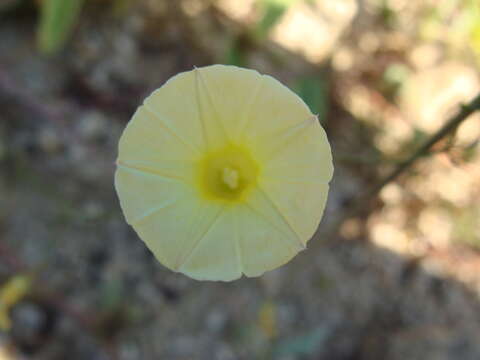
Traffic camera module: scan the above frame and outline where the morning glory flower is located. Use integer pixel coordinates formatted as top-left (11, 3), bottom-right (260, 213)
top-left (115, 64), bottom-right (333, 281)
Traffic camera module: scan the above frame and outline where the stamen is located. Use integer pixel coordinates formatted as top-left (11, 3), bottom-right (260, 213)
top-left (222, 167), bottom-right (239, 190)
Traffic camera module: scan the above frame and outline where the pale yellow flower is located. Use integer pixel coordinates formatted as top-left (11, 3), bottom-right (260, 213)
top-left (115, 65), bottom-right (333, 281)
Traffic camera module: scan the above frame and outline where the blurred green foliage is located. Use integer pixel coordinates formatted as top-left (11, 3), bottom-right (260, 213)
top-left (466, 0), bottom-right (480, 60)
top-left (254, 0), bottom-right (298, 39)
top-left (382, 63), bottom-right (410, 100)
top-left (273, 327), bottom-right (328, 356)
top-left (295, 75), bottom-right (329, 123)
top-left (418, 0), bottom-right (480, 63)
top-left (37, 0), bottom-right (84, 55)
top-left (225, 37), bottom-right (247, 67)
top-left (111, 0), bottom-right (134, 17)
top-left (453, 205), bottom-right (480, 249)
top-left (378, 0), bottom-right (397, 28)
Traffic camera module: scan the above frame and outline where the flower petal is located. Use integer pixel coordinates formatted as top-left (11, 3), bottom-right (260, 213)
top-left (134, 200), bottom-right (216, 272)
top-left (245, 187), bottom-right (307, 248)
top-left (257, 179), bottom-right (330, 245)
top-left (115, 164), bottom-right (190, 225)
top-left (240, 74), bottom-right (312, 142)
top-left (236, 204), bottom-right (302, 278)
top-left (117, 166), bottom-right (225, 271)
top-left (178, 207), bottom-right (242, 281)
top-left (144, 70), bottom-right (207, 152)
top-left (258, 116), bottom-right (333, 183)
top-left (193, 65), bottom-right (264, 141)
top-left (118, 106), bottom-right (198, 183)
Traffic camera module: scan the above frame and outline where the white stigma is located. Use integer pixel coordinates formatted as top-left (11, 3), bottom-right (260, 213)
top-left (222, 167), bottom-right (239, 190)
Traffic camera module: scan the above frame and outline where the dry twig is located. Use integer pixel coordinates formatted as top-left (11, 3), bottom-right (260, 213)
top-left (327, 93), bottom-right (480, 238)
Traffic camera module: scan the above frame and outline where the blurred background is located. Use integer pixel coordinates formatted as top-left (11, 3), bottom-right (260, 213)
top-left (1, 0), bottom-right (480, 359)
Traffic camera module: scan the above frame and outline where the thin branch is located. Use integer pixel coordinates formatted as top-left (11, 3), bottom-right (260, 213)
top-left (325, 93), bottom-right (480, 238)
top-left (366, 93), bottom-right (480, 198)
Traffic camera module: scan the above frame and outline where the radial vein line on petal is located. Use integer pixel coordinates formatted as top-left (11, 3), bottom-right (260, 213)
top-left (233, 212), bottom-right (244, 274)
top-left (176, 205), bottom-right (226, 270)
top-left (130, 199), bottom-right (177, 225)
top-left (194, 68), bottom-right (230, 143)
top-left (142, 104), bottom-right (202, 155)
top-left (257, 116), bottom-right (317, 160)
top-left (261, 177), bottom-right (328, 185)
top-left (257, 186), bottom-right (306, 248)
top-left (239, 76), bottom-right (264, 138)
top-left (194, 68), bottom-right (212, 150)
top-left (244, 201), bottom-right (305, 251)
top-left (117, 163), bottom-right (187, 183)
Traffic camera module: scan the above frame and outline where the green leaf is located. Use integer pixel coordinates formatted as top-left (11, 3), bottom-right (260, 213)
top-left (225, 37), bottom-right (247, 67)
top-left (295, 75), bottom-right (329, 123)
top-left (254, 0), bottom-right (298, 39)
top-left (37, 0), bottom-right (84, 55)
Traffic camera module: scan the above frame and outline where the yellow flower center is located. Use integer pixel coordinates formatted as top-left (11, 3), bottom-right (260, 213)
top-left (197, 144), bottom-right (259, 203)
